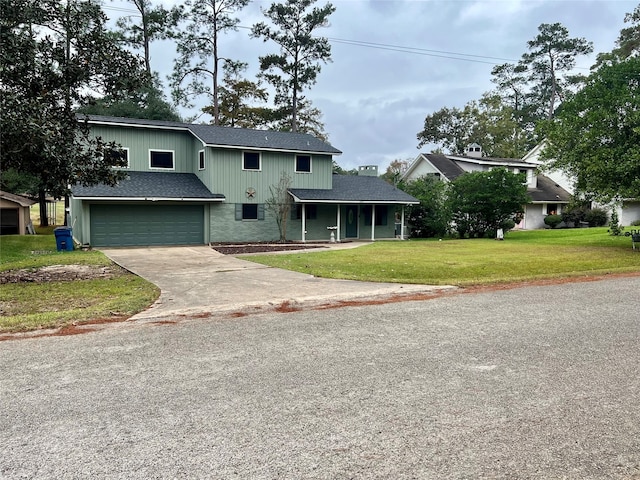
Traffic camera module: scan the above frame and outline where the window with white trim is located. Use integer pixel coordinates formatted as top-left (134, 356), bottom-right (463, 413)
top-left (243, 151), bottom-right (260, 170)
top-left (150, 150), bottom-right (174, 169)
top-left (198, 150), bottom-right (205, 170)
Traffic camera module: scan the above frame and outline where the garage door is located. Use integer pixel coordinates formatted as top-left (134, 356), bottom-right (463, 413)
top-left (90, 204), bottom-right (204, 247)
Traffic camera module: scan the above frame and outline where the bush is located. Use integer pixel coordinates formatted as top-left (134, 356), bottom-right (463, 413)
top-left (585, 208), bottom-right (608, 227)
top-left (608, 210), bottom-right (624, 236)
top-left (561, 205), bottom-right (587, 227)
top-left (631, 219), bottom-right (640, 226)
top-left (544, 214), bottom-right (563, 229)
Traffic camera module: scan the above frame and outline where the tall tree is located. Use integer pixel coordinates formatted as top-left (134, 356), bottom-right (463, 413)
top-left (204, 60), bottom-right (270, 128)
top-left (595, 4), bottom-right (640, 66)
top-left (115, 0), bottom-right (182, 80)
top-left (171, 0), bottom-right (250, 124)
top-left (0, 0), bottom-right (144, 226)
top-left (519, 23), bottom-right (592, 120)
top-left (267, 97), bottom-right (328, 140)
top-left (540, 56), bottom-right (640, 202)
top-left (252, 0), bottom-right (335, 132)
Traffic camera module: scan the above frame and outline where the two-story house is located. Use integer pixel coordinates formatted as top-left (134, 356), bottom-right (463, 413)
top-left (70, 115), bottom-right (418, 247)
top-left (401, 143), bottom-right (571, 230)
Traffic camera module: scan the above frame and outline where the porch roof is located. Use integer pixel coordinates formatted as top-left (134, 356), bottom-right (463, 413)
top-left (289, 175), bottom-right (419, 204)
top-left (71, 171), bottom-right (225, 201)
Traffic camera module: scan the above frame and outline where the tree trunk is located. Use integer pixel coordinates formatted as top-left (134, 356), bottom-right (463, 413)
top-left (38, 188), bottom-right (48, 228)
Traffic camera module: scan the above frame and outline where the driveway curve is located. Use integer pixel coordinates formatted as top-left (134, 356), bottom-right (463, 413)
top-left (101, 245), bottom-right (454, 320)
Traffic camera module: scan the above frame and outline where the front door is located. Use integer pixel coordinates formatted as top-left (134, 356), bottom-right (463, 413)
top-left (345, 205), bottom-right (358, 238)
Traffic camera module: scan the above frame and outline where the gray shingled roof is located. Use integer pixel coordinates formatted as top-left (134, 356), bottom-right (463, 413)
top-left (82, 114), bottom-right (342, 155)
top-left (528, 174), bottom-right (571, 203)
top-left (289, 175), bottom-right (419, 204)
top-left (72, 171), bottom-right (225, 201)
top-left (424, 154), bottom-right (466, 180)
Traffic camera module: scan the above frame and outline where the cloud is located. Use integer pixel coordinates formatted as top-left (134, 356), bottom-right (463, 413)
top-left (108, 0), bottom-right (636, 173)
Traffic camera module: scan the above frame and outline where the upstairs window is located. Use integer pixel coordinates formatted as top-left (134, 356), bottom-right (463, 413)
top-left (198, 150), bottom-right (205, 170)
top-left (243, 151), bottom-right (260, 170)
top-left (295, 155), bottom-right (312, 173)
top-left (150, 150), bottom-right (174, 169)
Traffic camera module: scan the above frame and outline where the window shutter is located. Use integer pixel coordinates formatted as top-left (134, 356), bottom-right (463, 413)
top-left (258, 204), bottom-right (265, 220)
top-left (235, 204), bottom-right (242, 221)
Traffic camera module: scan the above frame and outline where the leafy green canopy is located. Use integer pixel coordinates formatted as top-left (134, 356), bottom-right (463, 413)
top-left (541, 57), bottom-right (640, 202)
top-left (1, 0), bottom-right (145, 225)
top-left (399, 175), bottom-right (450, 238)
top-left (448, 168), bottom-right (530, 238)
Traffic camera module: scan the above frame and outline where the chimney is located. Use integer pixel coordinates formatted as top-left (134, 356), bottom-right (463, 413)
top-left (466, 143), bottom-right (482, 158)
top-left (358, 165), bottom-right (378, 176)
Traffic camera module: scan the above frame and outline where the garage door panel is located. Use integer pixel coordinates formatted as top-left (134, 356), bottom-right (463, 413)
top-left (90, 204), bottom-right (204, 247)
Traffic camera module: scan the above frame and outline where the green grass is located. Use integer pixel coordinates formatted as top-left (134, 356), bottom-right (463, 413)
top-left (0, 234), bottom-right (159, 333)
top-left (248, 228), bottom-right (640, 286)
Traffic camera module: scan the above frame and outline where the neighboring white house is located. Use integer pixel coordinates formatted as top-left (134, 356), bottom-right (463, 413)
top-left (522, 142), bottom-right (640, 226)
top-left (402, 144), bottom-right (572, 230)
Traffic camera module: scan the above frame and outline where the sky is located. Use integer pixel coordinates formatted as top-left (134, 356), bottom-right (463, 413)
top-left (105, 0), bottom-right (638, 172)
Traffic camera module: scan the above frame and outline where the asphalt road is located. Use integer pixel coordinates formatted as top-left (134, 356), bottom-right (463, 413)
top-left (1, 276), bottom-right (639, 479)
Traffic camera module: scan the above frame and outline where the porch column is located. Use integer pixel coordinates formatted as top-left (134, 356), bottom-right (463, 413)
top-left (400, 205), bottom-right (406, 240)
top-left (301, 203), bottom-right (306, 243)
top-left (371, 205), bottom-right (376, 241)
top-left (336, 205), bottom-right (341, 242)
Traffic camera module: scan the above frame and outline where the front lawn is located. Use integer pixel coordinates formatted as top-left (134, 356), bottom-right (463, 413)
top-left (0, 234), bottom-right (159, 333)
top-left (247, 228), bottom-right (640, 286)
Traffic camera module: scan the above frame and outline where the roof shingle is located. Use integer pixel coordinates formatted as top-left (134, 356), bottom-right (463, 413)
top-left (289, 175), bottom-right (419, 204)
top-left (72, 171), bottom-right (224, 201)
top-left (82, 114), bottom-right (341, 155)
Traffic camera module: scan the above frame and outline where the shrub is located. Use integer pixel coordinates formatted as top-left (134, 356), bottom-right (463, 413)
top-left (561, 205), bottom-right (587, 227)
top-left (608, 210), bottom-right (624, 236)
top-left (544, 214), bottom-right (563, 229)
top-left (585, 208), bottom-right (608, 227)
top-left (631, 219), bottom-right (640, 227)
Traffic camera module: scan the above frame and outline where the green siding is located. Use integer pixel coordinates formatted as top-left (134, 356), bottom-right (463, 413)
top-left (89, 125), bottom-right (198, 173)
top-left (90, 203), bottom-right (204, 246)
top-left (202, 148), bottom-right (333, 203)
top-left (209, 203), bottom-right (280, 242)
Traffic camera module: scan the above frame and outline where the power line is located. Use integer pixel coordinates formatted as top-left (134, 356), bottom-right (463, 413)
top-left (327, 37), bottom-right (519, 65)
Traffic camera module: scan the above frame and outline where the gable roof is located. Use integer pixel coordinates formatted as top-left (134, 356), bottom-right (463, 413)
top-left (81, 115), bottom-right (342, 156)
top-left (0, 190), bottom-right (37, 207)
top-left (528, 174), bottom-right (571, 203)
top-left (423, 154), bottom-right (466, 181)
top-left (289, 175), bottom-right (419, 204)
top-left (71, 171), bottom-right (225, 201)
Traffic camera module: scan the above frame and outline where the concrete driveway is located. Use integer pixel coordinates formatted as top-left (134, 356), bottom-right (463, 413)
top-left (101, 245), bottom-right (454, 320)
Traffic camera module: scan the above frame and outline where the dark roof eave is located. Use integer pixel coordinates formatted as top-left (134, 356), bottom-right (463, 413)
top-left (291, 198), bottom-right (419, 204)
top-left (72, 196), bottom-right (225, 202)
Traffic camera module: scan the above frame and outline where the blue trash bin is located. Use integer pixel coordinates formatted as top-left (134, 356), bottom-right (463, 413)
top-left (54, 227), bottom-right (74, 252)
